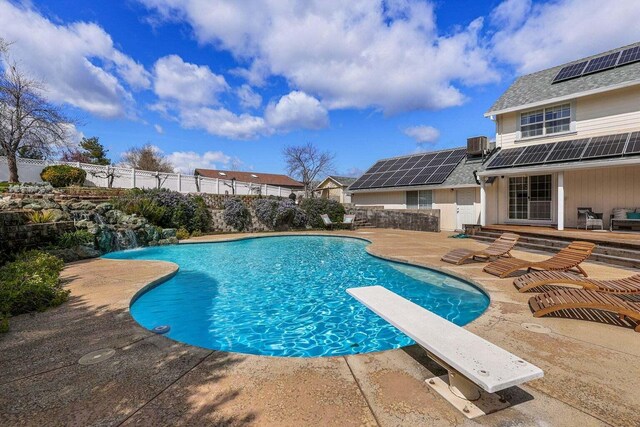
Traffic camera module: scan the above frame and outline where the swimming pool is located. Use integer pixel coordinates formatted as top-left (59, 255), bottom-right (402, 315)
top-left (105, 235), bottom-right (489, 357)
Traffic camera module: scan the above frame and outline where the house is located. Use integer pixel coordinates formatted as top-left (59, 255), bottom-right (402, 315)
top-left (477, 41), bottom-right (640, 230)
top-left (314, 176), bottom-right (357, 203)
top-left (194, 169), bottom-right (304, 192)
top-left (348, 145), bottom-right (486, 231)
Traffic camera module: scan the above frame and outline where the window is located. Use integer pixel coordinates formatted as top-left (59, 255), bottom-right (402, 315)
top-left (406, 190), bottom-right (432, 209)
top-left (508, 175), bottom-right (552, 221)
top-left (520, 103), bottom-right (571, 138)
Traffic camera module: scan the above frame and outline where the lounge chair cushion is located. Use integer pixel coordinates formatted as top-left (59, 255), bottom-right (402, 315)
top-left (613, 208), bottom-right (631, 219)
top-left (627, 212), bottom-right (640, 219)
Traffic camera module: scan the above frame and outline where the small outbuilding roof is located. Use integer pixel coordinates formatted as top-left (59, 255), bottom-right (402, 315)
top-left (194, 169), bottom-right (304, 189)
top-left (486, 41), bottom-right (640, 116)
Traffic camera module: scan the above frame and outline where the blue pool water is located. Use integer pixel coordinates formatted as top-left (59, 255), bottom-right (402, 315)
top-left (104, 236), bottom-right (489, 357)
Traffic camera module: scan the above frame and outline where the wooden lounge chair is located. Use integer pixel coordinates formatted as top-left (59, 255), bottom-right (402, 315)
top-left (529, 289), bottom-right (640, 332)
top-left (483, 241), bottom-right (596, 278)
top-left (441, 233), bottom-right (520, 265)
top-left (514, 271), bottom-right (640, 294)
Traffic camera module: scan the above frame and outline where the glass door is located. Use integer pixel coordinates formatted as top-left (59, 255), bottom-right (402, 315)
top-left (508, 175), bottom-right (552, 221)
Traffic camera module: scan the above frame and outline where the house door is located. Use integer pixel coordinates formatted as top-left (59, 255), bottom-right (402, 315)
top-left (456, 188), bottom-right (476, 230)
top-left (508, 175), bottom-right (552, 221)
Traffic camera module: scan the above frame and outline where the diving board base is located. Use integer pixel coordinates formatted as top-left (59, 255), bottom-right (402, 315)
top-left (426, 375), bottom-right (511, 419)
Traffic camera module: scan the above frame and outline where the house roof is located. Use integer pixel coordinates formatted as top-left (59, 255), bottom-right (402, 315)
top-left (194, 168), bottom-right (304, 188)
top-left (326, 176), bottom-right (358, 187)
top-left (348, 147), bottom-right (483, 193)
top-left (487, 41), bottom-right (640, 116)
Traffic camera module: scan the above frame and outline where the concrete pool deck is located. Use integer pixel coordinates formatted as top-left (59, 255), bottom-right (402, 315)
top-left (1, 229), bottom-right (638, 426)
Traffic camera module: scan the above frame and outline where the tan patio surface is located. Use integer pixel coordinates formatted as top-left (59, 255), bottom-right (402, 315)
top-left (1, 229), bottom-right (639, 426)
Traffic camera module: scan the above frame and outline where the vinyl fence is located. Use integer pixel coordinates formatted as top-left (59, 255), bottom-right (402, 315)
top-left (0, 156), bottom-right (295, 197)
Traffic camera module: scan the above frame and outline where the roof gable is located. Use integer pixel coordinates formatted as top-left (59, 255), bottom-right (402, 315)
top-left (194, 169), bottom-right (304, 188)
top-left (487, 41), bottom-right (640, 115)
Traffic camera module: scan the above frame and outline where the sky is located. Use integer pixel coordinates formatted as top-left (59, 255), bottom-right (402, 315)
top-left (1, 0), bottom-right (639, 177)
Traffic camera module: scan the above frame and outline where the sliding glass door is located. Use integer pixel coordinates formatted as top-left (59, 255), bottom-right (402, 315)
top-left (508, 175), bottom-right (552, 221)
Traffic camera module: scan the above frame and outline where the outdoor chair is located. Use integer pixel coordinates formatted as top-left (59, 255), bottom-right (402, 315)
top-left (320, 214), bottom-right (335, 229)
top-left (529, 289), bottom-right (640, 332)
top-left (342, 214), bottom-right (356, 229)
top-left (514, 271), bottom-right (640, 294)
top-left (483, 241), bottom-right (596, 278)
top-left (321, 213), bottom-right (356, 230)
top-left (577, 207), bottom-right (603, 230)
top-left (441, 232), bottom-right (519, 265)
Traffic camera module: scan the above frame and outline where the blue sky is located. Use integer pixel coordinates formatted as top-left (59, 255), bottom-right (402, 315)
top-left (1, 0), bottom-right (639, 176)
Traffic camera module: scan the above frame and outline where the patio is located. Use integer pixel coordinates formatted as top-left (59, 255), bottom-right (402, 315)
top-left (1, 229), bottom-right (638, 426)
top-left (483, 224), bottom-right (640, 247)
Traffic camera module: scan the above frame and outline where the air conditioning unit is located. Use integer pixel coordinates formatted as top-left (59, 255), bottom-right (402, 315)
top-left (467, 136), bottom-right (488, 156)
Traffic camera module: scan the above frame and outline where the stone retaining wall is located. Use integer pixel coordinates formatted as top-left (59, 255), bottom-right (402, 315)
top-left (209, 209), bottom-right (271, 233)
top-left (0, 211), bottom-right (75, 261)
top-left (348, 207), bottom-right (440, 232)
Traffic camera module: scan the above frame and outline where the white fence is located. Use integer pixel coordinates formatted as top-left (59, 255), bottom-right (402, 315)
top-left (0, 156), bottom-right (295, 197)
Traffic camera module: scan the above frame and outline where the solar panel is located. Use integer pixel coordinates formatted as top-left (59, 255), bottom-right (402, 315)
top-left (624, 132), bottom-right (640, 155)
top-left (512, 143), bottom-right (555, 166)
top-left (369, 172), bottom-right (395, 188)
top-left (408, 167), bottom-right (438, 185)
top-left (582, 133), bottom-right (628, 159)
top-left (545, 139), bottom-right (589, 163)
top-left (486, 147), bottom-right (526, 169)
top-left (425, 164), bottom-right (457, 184)
top-left (366, 161), bottom-right (386, 174)
top-left (583, 52), bottom-right (621, 75)
top-left (376, 159), bottom-right (396, 172)
top-left (618, 46), bottom-right (640, 66)
top-left (445, 149), bottom-right (467, 164)
top-left (552, 61), bottom-right (588, 83)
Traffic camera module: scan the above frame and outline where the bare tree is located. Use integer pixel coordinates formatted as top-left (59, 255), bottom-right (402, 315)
top-left (283, 142), bottom-right (335, 198)
top-left (0, 41), bottom-right (74, 182)
top-left (120, 144), bottom-right (174, 172)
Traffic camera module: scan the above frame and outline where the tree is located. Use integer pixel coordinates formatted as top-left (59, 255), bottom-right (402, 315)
top-left (0, 41), bottom-right (74, 182)
top-left (61, 136), bottom-right (110, 165)
top-left (120, 144), bottom-right (174, 172)
top-left (283, 142), bottom-right (335, 198)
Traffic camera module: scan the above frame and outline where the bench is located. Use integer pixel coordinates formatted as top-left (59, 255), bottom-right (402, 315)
top-left (347, 286), bottom-right (544, 417)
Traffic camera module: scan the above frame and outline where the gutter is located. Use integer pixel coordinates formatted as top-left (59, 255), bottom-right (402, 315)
top-left (477, 156), bottom-right (640, 177)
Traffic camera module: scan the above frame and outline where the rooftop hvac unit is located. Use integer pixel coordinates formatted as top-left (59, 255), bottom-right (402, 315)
top-left (467, 136), bottom-right (488, 156)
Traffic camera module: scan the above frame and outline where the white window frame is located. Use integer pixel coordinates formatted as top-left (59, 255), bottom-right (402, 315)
top-left (503, 174), bottom-right (556, 225)
top-left (516, 101), bottom-right (576, 141)
top-left (406, 190), bottom-right (433, 209)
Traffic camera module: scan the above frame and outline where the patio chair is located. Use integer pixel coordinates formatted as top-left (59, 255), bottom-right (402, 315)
top-left (577, 207), bottom-right (603, 230)
top-left (320, 214), bottom-right (335, 229)
top-left (342, 214), bottom-right (356, 229)
top-left (441, 233), bottom-right (519, 265)
top-left (483, 241), bottom-right (596, 278)
top-left (529, 289), bottom-right (640, 332)
top-left (514, 271), bottom-right (640, 293)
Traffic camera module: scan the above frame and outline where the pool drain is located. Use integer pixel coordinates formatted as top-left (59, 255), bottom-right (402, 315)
top-left (78, 348), bottom-right (116, 365)
top-left (521, 323), bottom-right (551, 334)
top-left (152, 325), bottom-right (171, 334)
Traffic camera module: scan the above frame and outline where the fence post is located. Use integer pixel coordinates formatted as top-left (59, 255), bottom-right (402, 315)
top-left (278, 187), bottom-right (282, 197)
top-left (177, 173), bottom-right (182, 192)
top-left (216, 178), bottom-right (220, 194)
top-left (131, 168), bottom-right (136, 188)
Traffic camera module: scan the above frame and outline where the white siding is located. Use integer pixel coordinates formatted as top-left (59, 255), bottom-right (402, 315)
top-left (433, 189), bottom-right (456, 231)
top-left (351, 191), bottom-right (406, 209)
top-left (495, 85), bottom-right (640, 150)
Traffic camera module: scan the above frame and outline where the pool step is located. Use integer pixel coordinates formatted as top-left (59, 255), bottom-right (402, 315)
top-left (471, 230), bottom-right (640, 269)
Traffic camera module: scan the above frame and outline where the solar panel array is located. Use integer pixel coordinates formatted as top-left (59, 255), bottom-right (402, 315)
top-left (553, 45), bottom-right (640, 83)
top-left (486, 131), bottom-right (640, 170)
top-left (350, 148), bottom-right (466, 190)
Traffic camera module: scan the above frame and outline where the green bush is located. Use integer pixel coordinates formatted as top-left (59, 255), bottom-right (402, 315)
top-left (57, 230), bottom-right (95, 248)
top-left (300, 198), bottom-right (345, 228)
top-left (223, 198), bottom-right (251, 231)
top-left (116, 197), bottom-right (167, 225)
top-left (40, 165), bottom-right (86, 187)
top-left (190, 230), bottom-right (204, 237)
top-left (0, 250), bottom-right (67, 331)
top-left (176, 228), bottom-right (190, 240)
top-left (27, 210), bottom-right (56, 223)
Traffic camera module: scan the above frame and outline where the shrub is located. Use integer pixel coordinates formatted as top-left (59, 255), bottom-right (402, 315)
top-left (116, 197), bottom-right (167, 225)
top-left (300, 198), bottom-right (345, 228)
top-left (176, 228), bottom-right (190, 240)
top-left (274, 199), bottom-right (307, 228)
top-left (0, 250), bottom-right (67, 331)
top-left (40, 165), bottom-right (86, 187)
top-left (190, 196), bottom-right (211, 232)
top-left (27, 210), bottom-right (56, 223)
top-left (9, 182), bottom-right (54, 194)
top-left (254, 198), bottom-right (279, 226)
top-left (223, 198), bottom-right (251, 231)
top-left (57, 230), bottom-right (94, 249)
top-left (190, 230), bottom-right (204, 237)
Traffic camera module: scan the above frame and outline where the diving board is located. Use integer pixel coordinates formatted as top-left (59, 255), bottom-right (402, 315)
top-left (347, 285), bottom-right (544, 418)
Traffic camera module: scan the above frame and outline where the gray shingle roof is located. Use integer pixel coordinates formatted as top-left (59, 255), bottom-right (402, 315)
top-left (487, 41), bottom-right (640, 115)
top-left (328, 175), bottom-right (358, 186)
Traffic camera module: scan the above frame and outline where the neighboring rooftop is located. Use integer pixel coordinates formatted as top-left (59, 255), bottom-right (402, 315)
top-left (194, 169), bottom-right (304, 189)
top-left (487, 41), bottom-right (640, 115)
top-left (325, 176), bottom-right (358, 187)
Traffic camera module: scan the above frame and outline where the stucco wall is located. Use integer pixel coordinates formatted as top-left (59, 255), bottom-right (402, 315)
top-left (351, 191), bottom-right (406, 209)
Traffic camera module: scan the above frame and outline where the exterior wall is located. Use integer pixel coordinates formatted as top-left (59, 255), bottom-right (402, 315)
top-left (433, 189), bottom-right (456, 231)
top-left (486, 174), bottom-right (558, 226)
top-left (495, 85), bottom-right (640, 150)
top-left (316, 180), bottom-right (351, 203)
top-left (351, 191), bottom-right (406, 209)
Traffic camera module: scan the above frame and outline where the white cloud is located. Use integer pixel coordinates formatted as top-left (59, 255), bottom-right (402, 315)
top-left (153, 54), bottom-right (228, 105)
top-left (138, 0), bottom-right (499, 114)
top-left (491, 0), bottom-right (640, 73)
top-left (165, 150), bottom-right (240, 174)
top-left (237, 84), bottom-right (262, 109)
top-left (404, 125), bottom-right (440, 144)
top-left (0, 2), bottom-right (150, 118)
top-left (264, 91), bottom-right (328, 131)
top-left (154, 124), bottom-right (164, 134)
top-left (178, 106), bottom-right (268, 139)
